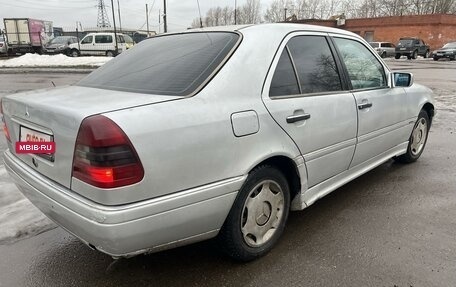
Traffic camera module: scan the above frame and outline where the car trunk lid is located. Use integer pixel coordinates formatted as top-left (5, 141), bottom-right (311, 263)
top-left (2, 85), bottom-right (181, 189)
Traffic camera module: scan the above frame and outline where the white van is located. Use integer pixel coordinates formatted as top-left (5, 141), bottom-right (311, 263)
top-left (69, 32), bottom-right (127, 57)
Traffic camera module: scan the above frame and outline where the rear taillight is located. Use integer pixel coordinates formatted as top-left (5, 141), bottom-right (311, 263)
top-left (0, 99), bottom-right (11, 142)
top-left (72, 115), bottom-right (144, 188)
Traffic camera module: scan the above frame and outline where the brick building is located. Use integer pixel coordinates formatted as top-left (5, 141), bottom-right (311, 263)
top-left (292, 14), bottom-right (456, 50)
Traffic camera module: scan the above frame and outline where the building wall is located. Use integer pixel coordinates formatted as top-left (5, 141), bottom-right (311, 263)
top-left (294, 14), bottom-right (456, 50)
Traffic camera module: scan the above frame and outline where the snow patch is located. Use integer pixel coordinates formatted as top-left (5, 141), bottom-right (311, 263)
top-left (0, 54), bottom-right (112, 68)
top-left (0, 164), bottom-right (56, 244)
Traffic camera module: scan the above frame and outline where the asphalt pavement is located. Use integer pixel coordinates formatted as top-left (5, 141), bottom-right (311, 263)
top-left (0, 60), bottom-right (455, 287)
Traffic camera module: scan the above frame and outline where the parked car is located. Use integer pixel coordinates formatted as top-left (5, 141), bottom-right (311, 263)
top-left (68, 32), bottom-right (127, 57)
top-left (432, 42), bottom-right (456, 61)
top-left (123, 34), bottom-right (135, 49)
top-left (369, 41), bottom-right (396, 58)
top-left (395, 37), bottom-right (430, 59)
top-left (44, 36), bottom-right (78, 55)
top-left (0, 35), bottom-right (7, 54)
top-left (1, 24), bottom-right (434, 262)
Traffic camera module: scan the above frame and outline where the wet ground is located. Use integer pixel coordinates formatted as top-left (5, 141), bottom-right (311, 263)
top-left (0, 59), bottom-right (455, 286)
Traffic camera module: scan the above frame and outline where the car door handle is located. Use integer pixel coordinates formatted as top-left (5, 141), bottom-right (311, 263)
top-left (286, 113), bottom-right (311, 123)
top-left (358, 102), bottom-right (373, 110)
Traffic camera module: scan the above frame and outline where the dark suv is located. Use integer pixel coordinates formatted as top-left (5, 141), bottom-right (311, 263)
top-left (395, 37), bottom-right (430, 60)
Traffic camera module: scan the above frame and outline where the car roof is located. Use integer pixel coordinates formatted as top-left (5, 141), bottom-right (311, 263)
top-left (184, 23), bottom-right (359, 38)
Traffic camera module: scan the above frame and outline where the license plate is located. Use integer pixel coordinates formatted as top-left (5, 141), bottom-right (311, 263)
top-left (400, 48), bottom-right (406, 50)
top-left (20, 126), bottom-right (53, 142)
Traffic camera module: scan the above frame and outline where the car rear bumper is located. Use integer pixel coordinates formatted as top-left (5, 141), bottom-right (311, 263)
top-left (433, 54), bottom-right (455, 59)
top-left (3, 150), bottom-right (243, 257)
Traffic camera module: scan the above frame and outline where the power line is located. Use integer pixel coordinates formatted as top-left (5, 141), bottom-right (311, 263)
top-left (0, 0), bottom-right (93, 9)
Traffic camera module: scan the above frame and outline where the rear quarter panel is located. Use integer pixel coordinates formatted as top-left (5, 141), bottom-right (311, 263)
top-left (71, 28), bottom-right (302, 205)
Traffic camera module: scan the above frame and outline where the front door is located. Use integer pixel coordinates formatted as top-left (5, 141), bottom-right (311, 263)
top-left (79, 35), bottom-right (95, 56)
top-left (262, 33), bottom-right (358, 188)
top-left (331, 36), bottom-right (411, 168)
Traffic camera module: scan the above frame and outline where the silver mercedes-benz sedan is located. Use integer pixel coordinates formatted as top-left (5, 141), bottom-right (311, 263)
top-left (1, 24), bottom-right (434, 261)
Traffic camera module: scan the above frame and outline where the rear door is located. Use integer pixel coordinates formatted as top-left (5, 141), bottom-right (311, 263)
top-left (262, 32), bottom-right (357, 188)
top-left (331, 36), bottom-right (410, 168)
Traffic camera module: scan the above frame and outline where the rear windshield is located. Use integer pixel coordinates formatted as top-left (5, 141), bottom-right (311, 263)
top-left (78, 32), bottom-right (240, 96)
top-left (443, 43), bottom-right (456, 49)
top-left (398, 39), bottom-right (413, 46)
top-left (369, 42), bottom-right (379, 48)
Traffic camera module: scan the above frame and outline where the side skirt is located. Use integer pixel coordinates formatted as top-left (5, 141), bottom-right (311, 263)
top-left (291, 142), bottom-right (408, 210)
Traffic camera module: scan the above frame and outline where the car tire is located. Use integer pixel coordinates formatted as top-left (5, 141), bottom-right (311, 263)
top-left (424, 50), bottom-right (429, 58)
top-left (412, 50), bottom-right (418, 59)
top-left (433, 57), bottom-right (439, 61)
top-left (395, 54), bottom-right (401, 59)
top-left (70, 49), bottom-right (80, 57)
top-left (394, 110), bottom-right (430, 164)
top-left (218, 165), bottom-right (290, 262)
top-left (106, 50), bottom-right (115, 57)
top-left (381, 51), bottom-right (387, 58)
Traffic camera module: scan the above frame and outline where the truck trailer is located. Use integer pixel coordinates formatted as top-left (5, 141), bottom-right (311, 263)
top-left (3, 18), bottom-right (53, 54)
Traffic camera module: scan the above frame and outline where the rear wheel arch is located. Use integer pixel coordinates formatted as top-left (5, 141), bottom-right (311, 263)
top-left (247, 155), bottom-right (302, 204)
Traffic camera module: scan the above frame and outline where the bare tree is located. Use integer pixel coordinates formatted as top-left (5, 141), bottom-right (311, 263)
top-left (238, 0), bottom-right (262, 24)
top-left (213, 6), bottom-right (223, 26)
top-left (221, 6), bottom-right (234, 25)
top-left (191, 17), bottom-right (201, 28)
top-left (264, 0), bottom-right (286, 22)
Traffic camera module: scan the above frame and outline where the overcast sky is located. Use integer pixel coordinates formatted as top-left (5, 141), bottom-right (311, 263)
top-left (0, 0), bottom-right (274, 32)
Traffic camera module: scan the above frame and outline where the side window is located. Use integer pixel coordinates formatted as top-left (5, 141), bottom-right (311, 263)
top-left (81, 36), bottom-right (92, 44)
top-left (117, 35), bottom-right (125, 43)
top-left (95, 35), bottom-right (113, 44)
top-left (269, 49), bottom-right (300, 97)
top-left (334, 38), bottom-right (387, 90)
top-left (287, 36), bottom-right (342, 94)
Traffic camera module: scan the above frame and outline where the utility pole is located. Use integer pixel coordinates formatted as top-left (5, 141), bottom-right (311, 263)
top-left (163, 0), bottom-right (167, 33)
top-left (284, 8), bottom-right (288, 21)
top-left (146, 4), bottom-right (150, 35)
top-left (196, 0), bottom-right (203, 28)
top-left (110, 0), bottom-right (118, 53)
top-left (117, 0), bottom-right (122, 32)
top-left (234, 0), bottom-right (237, 24)
top-left (158, 9), bottom-right (161, 33)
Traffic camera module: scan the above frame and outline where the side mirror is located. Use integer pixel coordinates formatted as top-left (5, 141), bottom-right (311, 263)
top-left (393, 72), bottom-right (413, 87)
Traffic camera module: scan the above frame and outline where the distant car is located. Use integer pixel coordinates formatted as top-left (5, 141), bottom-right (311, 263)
top-left (2, 24), bottom-right (435, 262)
top-left (0, 36), bottom-right (7, 54)
top-left (369, 42), bottom-right (396, 58)
top-left (432, 42), bottom-right (456, 61)
top-left (395, 37), bottom-right (430, 59)
top-left (68, 32), bottom-right (127, 57)
top-left (123, 34), bottom-right (135, 49)
top-left (44, 36), bottom-right (79, 55)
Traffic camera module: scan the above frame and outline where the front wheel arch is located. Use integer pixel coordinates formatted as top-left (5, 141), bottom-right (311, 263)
top-left (422, 102), bottom-right (435, 123)
top-left (394, 109), bottom-right (430, 163)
